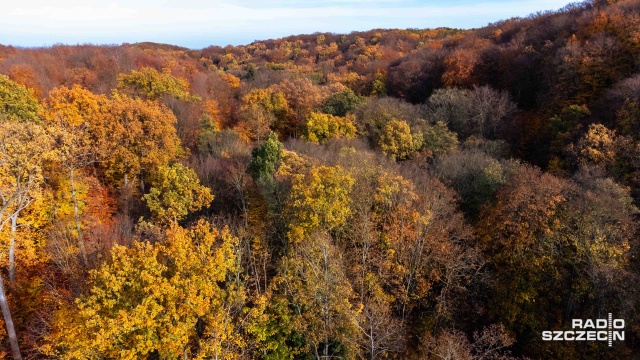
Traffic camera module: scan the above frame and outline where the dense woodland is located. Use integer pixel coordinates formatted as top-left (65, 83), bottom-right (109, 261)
top-left (1, 0), bottom-right (640, 358)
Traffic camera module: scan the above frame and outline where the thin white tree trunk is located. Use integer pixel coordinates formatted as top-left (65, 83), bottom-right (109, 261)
top-left (8, 212), bottom-right (17, 282)
top-left (0, 275), bottom-right (21, 360)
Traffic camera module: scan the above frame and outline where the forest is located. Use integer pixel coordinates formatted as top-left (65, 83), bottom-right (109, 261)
top-left (0, 0), bottom-right (639, 358)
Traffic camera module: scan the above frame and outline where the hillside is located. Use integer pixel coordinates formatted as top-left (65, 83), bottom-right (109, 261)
top-left (0, 0), bottom-right (639, 358)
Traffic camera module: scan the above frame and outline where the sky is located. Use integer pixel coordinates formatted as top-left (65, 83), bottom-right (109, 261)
top-left (1, 0), bottom-right (573, 49)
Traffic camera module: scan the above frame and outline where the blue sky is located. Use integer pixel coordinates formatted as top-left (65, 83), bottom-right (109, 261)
top-left (1, 0), bottom-right (572, 49)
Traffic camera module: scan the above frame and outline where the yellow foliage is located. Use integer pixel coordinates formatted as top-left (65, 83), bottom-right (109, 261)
top-left (143, 163), bottom-right (214, 224)
top-left (287, 165), bottom-right (354, 241)
top-left (302, 112), bottom-right (357, 144)
top-left (378, 118), bottom-right (415, 161)
top-left (47, 221), bottom-right (243, 359)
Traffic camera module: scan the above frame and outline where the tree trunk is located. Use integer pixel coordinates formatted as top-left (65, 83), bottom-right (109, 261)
top-left (70, 168), bottom-right (87, 265)
top-left (0, 275), bottom-right (22, 360)
top-left (8, 212), bottom-right (17, 282)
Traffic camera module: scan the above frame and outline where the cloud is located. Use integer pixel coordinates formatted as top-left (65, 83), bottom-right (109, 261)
top-left (9, 3), bottom-right (136, 22)
top-left (0, 0), bottom-right (572, 47)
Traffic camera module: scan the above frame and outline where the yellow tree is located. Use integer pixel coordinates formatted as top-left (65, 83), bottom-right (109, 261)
top-left (377, 119), bottom-right (415, 161)
top-left (103, 92), bottom-right (185, 191)
top-left (0, 75), bottom-right (41, 123)
top-left (0, 121), bottom-right (51, 360)
top-left (43, 85), bottom-right (110, 264)
top-left (573, 123), bottom-right (618, 168)
top-left (143, 163), bottom-right (213, 225)
top-left (286, 165), bottom-right (354, 241)
top-left (117, 67), bottom-right (197, 102)
top-left (0, 121), bottom-right (53, 282)
top-left (279, 232), bottom-right (359, 359)
top-left (47, 221), bottom-right (243, 359)
top-left (239, 88), bottom-right (289, 140)
top-left (302, 112), bottom-right (357, 144)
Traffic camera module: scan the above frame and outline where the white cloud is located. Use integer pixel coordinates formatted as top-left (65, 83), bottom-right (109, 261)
top-left (0, 0), bottom-right (572, 47)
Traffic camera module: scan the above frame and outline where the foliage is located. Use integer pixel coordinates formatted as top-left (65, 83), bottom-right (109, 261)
top-left (287, 165), bottom-right (354, 241)
top-left (143, 163), bottom-right (213, 224)
top-left (377, 118), bottom-right (415, 160)
top-left (3, 4), bottom-right (640, 358)
top-left (0, 75), bottom-right (41, 122)
top-left (47, 221), bottom-right (242, 359)
top-left (247, 132), bottom-right (283, 189)
top-left (321, 88), bottom-right (363, 116)
top-left (117, 67), bottom-right (197, 101)
top-left (302, 112), bottom-right (357, 144)
top-left (102, 92), bottom-right (185, 187)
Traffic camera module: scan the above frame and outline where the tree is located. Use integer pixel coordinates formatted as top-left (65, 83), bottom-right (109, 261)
top-left (302, 112), bottom-right (357, 144)
top-left (143, 163), bottom-right (213, 224)
top-left (287, 165), bottom-right (354, 241)
top-left (416, 120), bottom-right (459, 158)
top-left (278, 232), bottom-right (359, 359)
top-left (102, 92), bottom-right (185, 191)
top-left (434, 149), bottom-right (508, 218)
top-left (237, 104), bottom-right (275, 142)
top-left (0, 121), bottom-right (53, 281)
top-left (442, 48), bottom-right (479, 87)
top-left (0, 119), bottom-right (50, 360)
top-left (571, 123), bottom-right (618, 168)
top-left (272, 78), bottom-right (326, 137)
top-left (247, 132), bottom-right (283, 191)
top-left (352, 97), bottom-right (425, 146)
top-left (476, 165), bottom-right (569, 354)
top-left (47, 221), bottom-right (243, 359)
top-left (43, 85), bottom-right (110, 264)
top-left (117, 67), bottom-right (197, 101)
top-left (372, 172), bottom-right (479, 323)
top-left (0, 276), bottom-right (20, 359)
top-left (420, 324), bottom-right (518, 360)
top-left (238, 88), bottom-right (289, 141)
top-left (427, 86), bottom-right (516, 139)
top-left (0, 75), bottom-right (41, 123)
top-left (377, 118), bottom-right (415, 161)
top-left (321, 88), bottom-right (363, 117)
top-left (616, 98), bottom-right (640, 140)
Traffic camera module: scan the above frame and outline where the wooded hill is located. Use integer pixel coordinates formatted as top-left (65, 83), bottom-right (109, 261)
top-left (0, 0), bottom-right (639, 358)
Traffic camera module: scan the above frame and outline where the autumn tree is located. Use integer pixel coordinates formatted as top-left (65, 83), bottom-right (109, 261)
top-left (43, 85), bottom-right (110, 264)
top-left (476, 165), bottom-right (569, 355)
top-left (414, 120), bottom-right (459, 158)
top-left (434, 149), bottom-right (508, 218)
top-left (377, 118), bottom-right (416, 161)
top-left (286, 165), bottom-right (354, 241)
top-left (0, 75), bottom-right (41, 123)
top-left (143, 163), bottom-right (213, 225)
top-left (47, 221), bottom-right (243, 359)
top-left (616, 98), bottom-right (640, 140)
top-left (352, 97), bottom-right (425, 146)
top-left (302, 112), bottom-right (357, 144)
top-left (278, 232), bottom-right (359, 359)
top-left (102, 92), bottom-right (185, 191)
top-left (117, 67), bottom-right (197, 101)
top-left (442, 47), bottom-right (481, 88)
top-left (569, 123), bottom-right (618, 169)
top-left (372, 172), bottom-right (479, 324)
top-left (427, 86), bottom-right (516, 138)
top-left (273, 78), bottom-right (326, 137)
top-left (321, 88), bottom-right (363, 117)
top-left (420, 324), bottom-right (518, 360)
top-left (0, 121), bottom-right (50, 360)
top-left (0, 121), bottom-right (53, 281)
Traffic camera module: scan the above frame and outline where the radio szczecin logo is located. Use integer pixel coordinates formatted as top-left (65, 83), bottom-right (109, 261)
top-left (542, 313), bottom-right (624, 347)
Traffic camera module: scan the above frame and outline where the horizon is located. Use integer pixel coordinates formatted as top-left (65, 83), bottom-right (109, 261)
top-left (1, 0), bottom-right (573, 50)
